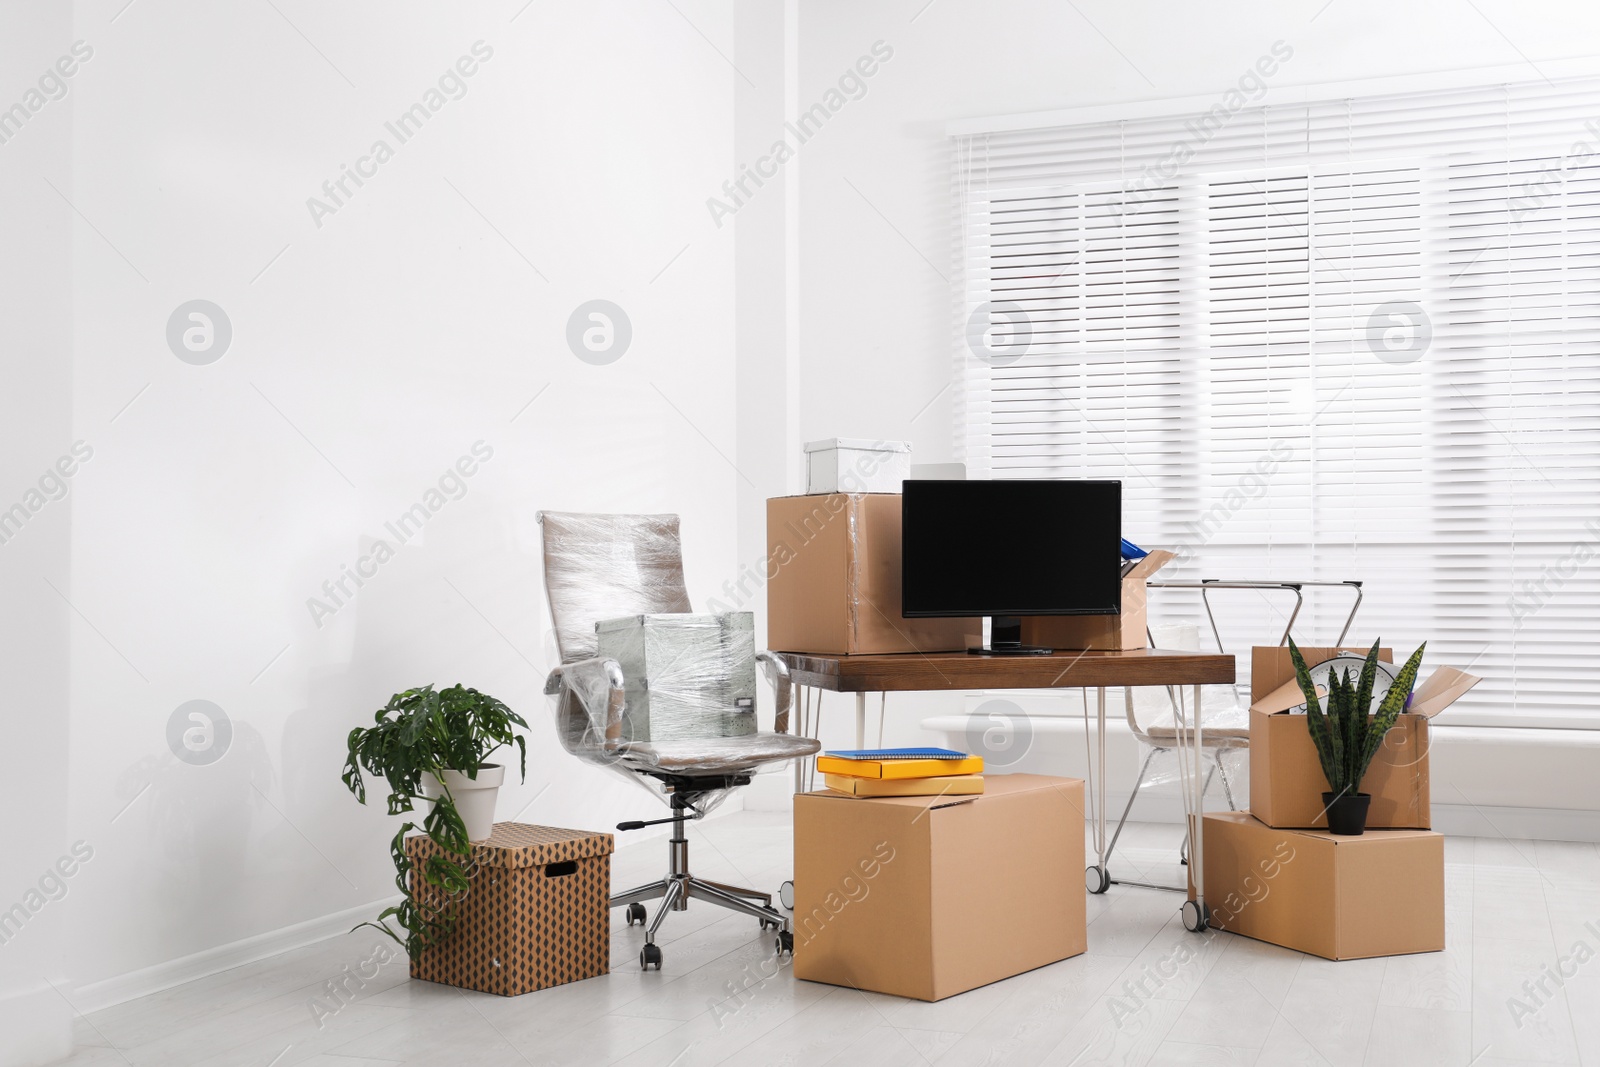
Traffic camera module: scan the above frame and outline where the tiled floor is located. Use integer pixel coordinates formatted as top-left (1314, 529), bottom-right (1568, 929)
top-left (54, 812), bottom-right (1600, 1066)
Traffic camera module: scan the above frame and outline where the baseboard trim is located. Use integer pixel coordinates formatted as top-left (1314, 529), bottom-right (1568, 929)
top-left (71, 896), bottom-right (401, 1016)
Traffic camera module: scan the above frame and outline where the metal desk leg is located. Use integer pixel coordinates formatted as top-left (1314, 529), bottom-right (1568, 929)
top-left (1086, 686), bottom-right (1110, 894)
top-left (854, 692), bottom-right (867, 748)
top-left (1180, 682), bottom-right (1209, 932)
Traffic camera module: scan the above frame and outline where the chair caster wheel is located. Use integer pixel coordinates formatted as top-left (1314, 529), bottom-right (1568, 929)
top-left (760, 916), bottom-right (781, 931)
top-left (1181, 900), bottom-right (1210, 933)
top-left (1085, 865), bottom-right (1110, 894)
top-left (625, 902), bottom-right (647, 927)
top-left (640, 943), bottom-right (663, 970)
top-left (775, 929), bottom-right (794, 956)
top-left (779, 880), bottom-right (794, 910)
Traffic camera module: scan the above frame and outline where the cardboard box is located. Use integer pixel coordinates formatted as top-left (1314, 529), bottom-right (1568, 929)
top-left (1247, 646), bottom-right (1481, 830)
top-left (1018, 550), bottom-right (1173, 651)
top-left (767, 493), bottom-right (976, 655)
top-left (793, 773), bottom-right (1085, 1001)
top-left (408, 823), bottom-right (613, 995)
top-left (1200, 811), bottom-right (1444, 960)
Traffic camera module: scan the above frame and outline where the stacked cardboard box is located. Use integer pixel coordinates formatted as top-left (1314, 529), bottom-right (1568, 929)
top-left (1200, 646), bottom-right (1479, 960)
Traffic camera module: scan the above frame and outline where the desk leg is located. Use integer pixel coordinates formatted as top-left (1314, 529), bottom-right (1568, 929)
top-left (1086, 686), bottom-right (1110, 894)
top-left (1179, 682), bottom-right (1210, 933)
top-left (854, 692), bottom-right (867, 748)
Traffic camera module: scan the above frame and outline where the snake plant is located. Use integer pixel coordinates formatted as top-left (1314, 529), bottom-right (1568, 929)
top-left (342, 683), bottom-right (528, 959)
top-left (1288, 637), bottom-right (1426, 798)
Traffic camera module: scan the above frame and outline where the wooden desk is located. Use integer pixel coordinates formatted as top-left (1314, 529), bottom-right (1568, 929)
top-left (779, 647), bottom-right (1236, 694)
top-left (774, 647), bottom-right (1236, 931)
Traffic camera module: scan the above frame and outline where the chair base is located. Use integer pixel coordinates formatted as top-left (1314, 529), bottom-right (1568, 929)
top-left (610, 796), bottom-right (790, 970)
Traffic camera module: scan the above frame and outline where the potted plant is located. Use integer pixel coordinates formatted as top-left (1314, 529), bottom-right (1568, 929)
top-left (1287, 637), bottom-right (1426, 835)
top-left (341, 683), bottom-right (528, 957)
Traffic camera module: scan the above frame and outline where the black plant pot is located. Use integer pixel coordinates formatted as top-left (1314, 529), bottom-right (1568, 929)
top-left (1323, 792), bottom-right (1372, 836)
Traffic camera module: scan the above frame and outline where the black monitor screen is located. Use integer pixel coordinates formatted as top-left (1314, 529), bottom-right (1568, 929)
top-left (901, 479), bottom-right (1122, 617)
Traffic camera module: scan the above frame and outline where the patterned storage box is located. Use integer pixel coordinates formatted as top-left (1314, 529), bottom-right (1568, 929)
top-left (407, 822), bottom-right (613, 996)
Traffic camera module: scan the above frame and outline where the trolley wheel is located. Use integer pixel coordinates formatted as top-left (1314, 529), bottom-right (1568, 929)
top-left (775, 929), bottom-right (794, 956)
top-left (640, 943), bottom-right (663, 970)
top-left (779, 879), bottom-right (795, 910)
top-left (625, 902), bottom-right (647, 927)
top-left (760, 915), bottom-right (781, 931)
top-left (1085, 864), bottom-right (1111, 895)
top-left (1181, 900), bottom-right (1211, 933)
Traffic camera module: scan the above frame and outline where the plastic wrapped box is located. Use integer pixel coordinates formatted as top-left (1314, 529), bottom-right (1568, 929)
top-left (596, 612), bottom-right (757, 742)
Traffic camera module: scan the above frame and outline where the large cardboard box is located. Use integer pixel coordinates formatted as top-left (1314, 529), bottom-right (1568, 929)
top-left (793, 773), bottom-right (1086, 1001)
top-left (1018, 550), bottom-right (1173, 651)
top-left (1200, 811), bottom-right (1444, 960)
top-left (408, 823), bottom-right (612, 995)
top-left (1247, 646), bottom-right (1480, 830)
top-left (767, 493), bottom-right (976, 655)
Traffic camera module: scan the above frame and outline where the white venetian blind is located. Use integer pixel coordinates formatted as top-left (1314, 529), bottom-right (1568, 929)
top-left (955, 78), bottom-right (1600, 727)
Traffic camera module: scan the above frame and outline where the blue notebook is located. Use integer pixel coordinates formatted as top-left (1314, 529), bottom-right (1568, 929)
top-left (823, 747), bottom-right (971, 761)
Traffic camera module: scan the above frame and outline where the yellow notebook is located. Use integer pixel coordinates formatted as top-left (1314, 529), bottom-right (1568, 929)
top-left (815, 755), bottom-right (984, 780)
top-left (824, 773), bottom-right (985, 798)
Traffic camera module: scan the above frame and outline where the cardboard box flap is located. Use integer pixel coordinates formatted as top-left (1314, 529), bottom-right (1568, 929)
top-left (1123, 548), bottom-right (1175, 581)
top-left (1409, 666), bottom-right (1481, 718)
top-left (1249, 678), bottom-right (1327, 715)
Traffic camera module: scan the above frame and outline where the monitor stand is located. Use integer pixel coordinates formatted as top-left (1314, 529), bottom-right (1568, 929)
top-left (968, 616), bottom-right (1053, 656)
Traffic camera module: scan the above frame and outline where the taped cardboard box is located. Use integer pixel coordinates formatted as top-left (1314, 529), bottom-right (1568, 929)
top-left (1018, 550), bottom-right (1173, 651)
top-left (766, 494), bottom-right (976, 655)
top-left (793, 774), bottom-right (1085, 1001)
top-left (1200, 811), bottom-right (1444, 961)
top-left (1247, 645), bottom-right (1480, 830)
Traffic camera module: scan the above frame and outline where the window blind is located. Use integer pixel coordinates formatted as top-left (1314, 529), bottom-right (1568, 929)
top-left (955, 78), bottom-right (1600, 727)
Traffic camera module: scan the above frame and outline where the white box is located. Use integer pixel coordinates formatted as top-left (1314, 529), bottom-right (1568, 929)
top-left (803, 438), bottom-right (911, 494)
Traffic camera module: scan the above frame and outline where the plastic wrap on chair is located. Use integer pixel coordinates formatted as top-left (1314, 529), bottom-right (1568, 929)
top-left (543, 657), bottom-right (625, 755)
top-left (539, 510), bottom-right (821, 796)
top-left (538, 511), bottom-right (693, 662)
top-left (597, 613), bottom-right (757, 742)
top-left (1129, 685), bottom-right (1251, 798)
top-left (614, 733), bottom-right (820, 774)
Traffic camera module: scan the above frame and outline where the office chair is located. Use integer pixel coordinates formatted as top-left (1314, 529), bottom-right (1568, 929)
top-left (538, 511), bottom-right (820, 970)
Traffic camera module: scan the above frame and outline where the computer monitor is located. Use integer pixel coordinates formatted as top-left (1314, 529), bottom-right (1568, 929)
top-left (901, 479), bottom-right (1122, 655)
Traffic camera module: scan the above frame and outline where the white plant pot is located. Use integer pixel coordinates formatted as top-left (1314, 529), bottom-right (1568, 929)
top-left (421, 764), bottom-right (505, 843)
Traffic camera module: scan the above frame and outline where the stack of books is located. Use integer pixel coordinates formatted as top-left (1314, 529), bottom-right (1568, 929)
top-left (817, 747), bottom-right (984, 797)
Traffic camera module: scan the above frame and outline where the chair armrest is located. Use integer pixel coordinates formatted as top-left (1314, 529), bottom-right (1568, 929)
top-left (754, 650), bottom-right (793, 734)
top-left (544, 656), bottom-right (626, 746)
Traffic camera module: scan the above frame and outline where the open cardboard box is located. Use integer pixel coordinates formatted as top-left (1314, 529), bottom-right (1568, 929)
top-left (1019, 549), bottom-right (1174, 651)
top-left (1248, 645), bottom-right (1481, 830)
top-left (792, 774), bottom-right (1086, 1001)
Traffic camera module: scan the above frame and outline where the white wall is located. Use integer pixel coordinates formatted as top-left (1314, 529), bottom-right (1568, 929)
top-left (0, 3), bottom-right (76, 1060)
top-left (32, 0), bottom-right (741, 1008)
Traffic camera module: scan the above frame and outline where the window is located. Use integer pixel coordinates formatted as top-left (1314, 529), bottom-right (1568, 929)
top-left (955, 80), bottom-right (1600, 727)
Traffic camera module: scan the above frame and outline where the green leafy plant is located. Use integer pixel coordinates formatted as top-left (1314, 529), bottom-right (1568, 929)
top-left (342, 683), bottom-right (528, 959)
top-left (1288, 637), bottom-right (1426, 799)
